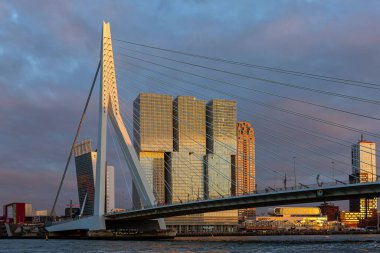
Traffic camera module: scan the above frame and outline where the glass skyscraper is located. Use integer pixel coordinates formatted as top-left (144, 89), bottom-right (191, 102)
top-left (350, 135), bottom-right (377, 218)
top-left (133, 93), bottom-right (173, 206)
top-left (133, 94), bottom-right (238, 232)
top-left (74, 139), bottom-right (97, 216)
top-left (168, 96), bottom-right (206, 203)
top-left (205, 99), bottom-right (237, 199)
top-left (74, 139), bottom-right (115, 215)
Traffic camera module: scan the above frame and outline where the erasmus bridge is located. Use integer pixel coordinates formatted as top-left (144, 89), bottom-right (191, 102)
top-left (46, 22), bottom-right (380, 234)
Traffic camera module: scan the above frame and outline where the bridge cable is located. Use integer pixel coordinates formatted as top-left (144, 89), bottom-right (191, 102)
top-left (114, 63), bottom-right (373, 182)
top-left (113, 39), bottom-right (380, 89)
top-left (114, 63), bottom-right (380, 176)
top-left (50, 60), bottom-right (101, 218)
top-left (115, 48), bottom-right (380, 106)
top-left (114, 57), bottom-right (380, 139)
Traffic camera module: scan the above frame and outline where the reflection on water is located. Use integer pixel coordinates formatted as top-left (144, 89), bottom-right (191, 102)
top-left (1, 234), bottom-right (380, 253)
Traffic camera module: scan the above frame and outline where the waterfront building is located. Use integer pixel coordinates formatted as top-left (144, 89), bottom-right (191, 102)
top-left (133, 93), bottom-right (173, 206)
top-left (106, 166), bottom-right (115, 213)
top-left (74, 139), bottom-right (116, 215)
top-left (74, 140), bottom-right (97, 216)
top-left (165, 210), bottom-right (239, 234)
top-left (243, 207), bottom-right (330, 231)
top-left (2, 203), bottom-right (33, 224)
top-left (349, 135), bottom-right (377, 221)
top-left (339, 211), bottom-right (361, 228)
top-left (205, 99), bottom-right (237, 199)
top-left (201, 99), bottom-right (238, 231)
top-left (234, 121), bottom-right (256, 220)
top-left (319, 203), bottom-right (339, 221)
top-left (133, 94), bottom-right (239, 233)
top-left (167, 96), bottom-right (206, 203)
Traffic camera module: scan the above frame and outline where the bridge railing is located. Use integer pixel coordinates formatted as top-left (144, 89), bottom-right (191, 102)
top-left (105, 179), bottom-right (379, 215)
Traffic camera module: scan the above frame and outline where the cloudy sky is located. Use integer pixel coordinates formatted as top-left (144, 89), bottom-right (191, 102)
top-left (1, 0), bottom-right (380, 214)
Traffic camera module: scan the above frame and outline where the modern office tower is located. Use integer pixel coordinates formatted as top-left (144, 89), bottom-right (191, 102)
top-left (106, 166), bottom-right (115, 213)
top-left (133, 93), bottom-right (173, 206)
top-left (74, 139), bottom-right (97, 216)
top-left (167, 96), bottom-right (206, 203)
top-left (205, 99), bottom-right (237, 199)
top-left (165, 97), bottom-right (238, 233)
top-left (234, 121), bottom-right (256, 220)
top-left (74, 140), bottom-right (116, 215)
top-left (350, 135), bottom-right (377, 219)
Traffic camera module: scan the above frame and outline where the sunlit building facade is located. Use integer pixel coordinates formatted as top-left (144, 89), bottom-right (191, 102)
top-left (133, 94), bottom-right (239, 233)
top-left (203, 99), bottom-right (238, 230)
top-left (133, 93), bottom-right (173, 206)
top-left (167, 96), bottom-right (206, 203)
top-left (350, 136), bottom-right (377, 220)
top-left (243, 207), bottom-right (330, 231)
top-left (234, 121), bottom-right (256, 220)
top-left (205, 99), bottom-right (237, 199)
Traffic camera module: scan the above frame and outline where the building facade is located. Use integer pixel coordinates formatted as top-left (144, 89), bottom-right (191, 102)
top-left (74, 139), bottom-right (115, 215)
top-left (243, 207), bottom-right (331, 232)
top-left (349, 135), bottom-right (377, 220)
top-left (205, 99), bottom-right (237, 199)
top-left (74, 140), bottom-right (97, 216)
top-left (106, 166), bottom-right (115, 213)
top-left (133, 94), bottom-right (239, 232)
top-left (133, 93), bottom-right (173, 206)
top-left (167, 96), bottom-right (206, 203)
top-left (234, 121), bottom-right (256, 220)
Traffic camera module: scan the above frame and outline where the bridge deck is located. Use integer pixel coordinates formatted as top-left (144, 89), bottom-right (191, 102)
top-left (106, 182), bottom-right (380, 220)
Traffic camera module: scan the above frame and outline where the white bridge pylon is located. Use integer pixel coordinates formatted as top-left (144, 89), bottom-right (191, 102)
top-left (94, 21), bottom-right (165, 230)
top-left (47, 22), bottom-right (165, 232)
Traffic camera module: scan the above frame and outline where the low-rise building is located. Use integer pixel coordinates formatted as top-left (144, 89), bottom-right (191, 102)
top-left (166, 210), bottom-right (239, 234)
top-left (243, 207), bottom-right (332, 231)
top-left (319, 203), bottom-right (339, 221)
top-left (2, 203), bottom-right (33, 224)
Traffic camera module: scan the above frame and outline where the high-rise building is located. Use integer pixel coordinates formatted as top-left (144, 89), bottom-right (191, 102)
top-left (106, 166), bottom-right (115, 213)
top-left (133, 93), bottom-right (173, 206)
top-left (201, 99), bottom-right (238, 229)
top-left (132, 94), bottom-right (239, 232)
top-left (350, 135), bottom-right (377, 219)
top-left (74, 139), bottom-right (97, 216)
top-left (234, 121), bottom-right (256, 220)
top-left (74, 139), bottom-right (116, 215)
top-left (205, 99), bottom-right (237, 198)
top-left (167, 96), bottom-right (206, 203)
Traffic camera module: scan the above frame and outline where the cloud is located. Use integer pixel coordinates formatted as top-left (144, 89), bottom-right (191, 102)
top-left (0, 0), bottom-right (379, 213)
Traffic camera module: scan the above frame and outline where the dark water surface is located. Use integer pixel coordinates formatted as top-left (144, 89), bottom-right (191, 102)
top-left (1, 234), bottom-right (380, 252)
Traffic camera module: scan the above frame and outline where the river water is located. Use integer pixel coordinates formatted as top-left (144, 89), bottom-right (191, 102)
top-left (1, 234), bottom-right (380, 252)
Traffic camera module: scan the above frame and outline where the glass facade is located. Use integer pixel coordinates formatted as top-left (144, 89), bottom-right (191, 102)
top-left (74, 140), bottom-right (97, 216)
top-left (133, 93), bottom-right (173, 207)
top-left (74, 139), bottom-right (115, 215)
top-left (133, 93), bottom-right (173, 153)
top-left (350, 138), bottom-right (377, 218)
top-left (205, 99), bottom-right (236, 199)
top-left (132, 94), bottom-right (239, 230)
top-left (168, 96), bottom-right (206, 203)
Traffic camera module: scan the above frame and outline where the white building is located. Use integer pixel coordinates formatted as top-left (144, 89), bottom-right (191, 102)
top-left (106, 166), bottom-right (115, 213)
